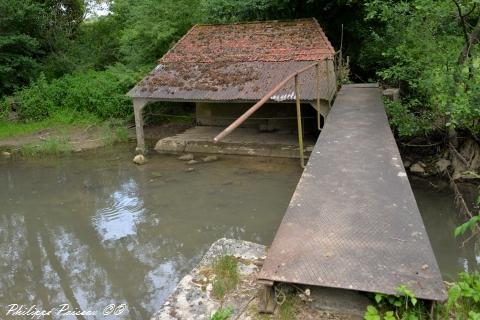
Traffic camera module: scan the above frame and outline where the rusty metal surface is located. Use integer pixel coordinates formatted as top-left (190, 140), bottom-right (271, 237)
top-left (127, 61), bottom-right (336, 102)
top-left (258, 84), bottom-right (447, 301)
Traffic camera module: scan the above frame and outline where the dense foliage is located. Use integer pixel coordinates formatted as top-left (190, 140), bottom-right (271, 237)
top-left (0, 0), bottom-right (479, 141)
top-left (364, 0), bottom-right (480, 139)
top-left (0, 0), bottom-right (85, 94)
top-left (0, 0), bottom-right (200, 122)
top-left (5, 65), bottom-right (144, 121)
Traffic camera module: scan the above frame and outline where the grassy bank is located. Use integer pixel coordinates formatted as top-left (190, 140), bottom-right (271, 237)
top-left (0, 110), bottom-right (101, 139)
top-left (0, 113), bottom-right (129, 156)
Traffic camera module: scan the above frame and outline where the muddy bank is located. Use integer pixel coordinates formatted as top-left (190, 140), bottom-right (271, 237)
top-left (0, 123), bottom-right (191, 155)
top-left (400, 138), bottom-right (479, 207)
top-left (400, 139), bottom-right (479, 178)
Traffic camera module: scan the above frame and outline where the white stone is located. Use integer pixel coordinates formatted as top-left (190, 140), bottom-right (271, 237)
top-left (436, 159), bottom-right (451, 172)
top-left (133, 154), bottom-right (146, 165)
top-left (383, 88), bottom-right (400, 102)
top-left (410, 163), bottom-right (425, 174)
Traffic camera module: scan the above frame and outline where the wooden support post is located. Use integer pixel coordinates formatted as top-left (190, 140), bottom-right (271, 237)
top-left (258, 282), bottom-right (276, 314)
top-left (133, 98), bottom-right (147, 154)
top-left (315, 62), bottom-right (321, 130)
top-left (295, 75), bottom-right (305, 168)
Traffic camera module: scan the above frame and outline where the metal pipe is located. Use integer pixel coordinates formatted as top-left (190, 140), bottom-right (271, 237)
top-left (213, 61), bottom-right (318, 143)
top-left (295, 75), bottom-right (305, 168)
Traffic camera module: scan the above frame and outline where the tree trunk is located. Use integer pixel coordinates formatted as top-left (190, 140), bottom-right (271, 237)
top-left (458, 16), bottom-right (480, 65)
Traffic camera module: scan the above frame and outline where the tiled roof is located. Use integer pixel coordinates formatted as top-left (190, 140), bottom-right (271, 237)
top-left (128, 18), bottom-right (336, 102)
top-left (161, 18), bottom-right (334, 63)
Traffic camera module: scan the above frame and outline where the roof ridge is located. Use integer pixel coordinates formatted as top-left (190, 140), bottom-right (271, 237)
top-left (157, 17), bottom-right (335, 64)
top-left (194, 17), bottom-right (316, 27)
top-left (312, 18), bottom-right (335, 53)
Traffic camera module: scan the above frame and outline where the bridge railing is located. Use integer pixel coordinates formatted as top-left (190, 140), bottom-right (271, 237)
top-left (213, 52), bottom-right (340, 168)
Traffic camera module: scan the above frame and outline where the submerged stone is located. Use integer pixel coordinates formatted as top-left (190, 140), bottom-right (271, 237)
top-left (202, 155), bottom-right (219, 163)
top-left (435, 159), bottom-right (451, 173)
top-left (133, 154), bottom-right (146, 165)
top-left (178, 154), bottom-right (194, 161)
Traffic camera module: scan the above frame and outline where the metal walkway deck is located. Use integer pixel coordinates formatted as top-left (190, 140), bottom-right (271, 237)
top-left (258, 84), bottom-right (447, 301)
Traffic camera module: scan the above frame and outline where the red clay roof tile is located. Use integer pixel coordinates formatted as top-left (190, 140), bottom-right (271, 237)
top-left (160, 18), bottom-right (334, 63)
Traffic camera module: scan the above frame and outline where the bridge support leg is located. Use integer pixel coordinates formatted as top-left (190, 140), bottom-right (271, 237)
top-left (133, 98), bottom-right (147, 154)
top-left (295, 75), bottom-right (305, 168)
top-left (258, 281), bottom-right (276, 314)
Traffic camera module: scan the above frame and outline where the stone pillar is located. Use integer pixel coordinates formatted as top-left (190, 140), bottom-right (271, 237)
top-left (133, 98), bottom-right (147, 154)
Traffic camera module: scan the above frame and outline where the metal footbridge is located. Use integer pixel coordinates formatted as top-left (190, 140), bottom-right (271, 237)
top-left (213, 66), bottom-right (446, 305)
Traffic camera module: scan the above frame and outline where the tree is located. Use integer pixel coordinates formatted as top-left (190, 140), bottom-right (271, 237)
top-left (0, 0), bottom-right (45, 95)
top-left (112, 0), bottom-right (201, 67)
top-left (0, 0), bottom-right (86, 95)
top-left (364, 0), bottom-right (480, 138)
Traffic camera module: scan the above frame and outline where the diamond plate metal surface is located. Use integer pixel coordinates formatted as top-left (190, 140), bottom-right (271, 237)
top-left (258, 84), bottom-right (447, 301)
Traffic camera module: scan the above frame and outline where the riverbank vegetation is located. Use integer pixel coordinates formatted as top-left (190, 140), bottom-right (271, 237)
top-left (211, 255), bottom-right (240, 300)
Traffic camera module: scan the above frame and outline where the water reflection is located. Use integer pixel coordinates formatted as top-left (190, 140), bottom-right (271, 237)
top-left (0, 145), bottom-right (301, 319)
top-left (0, 146), bottom-right (478, 319)
top-left (93, 179), bottom-right (144, 241)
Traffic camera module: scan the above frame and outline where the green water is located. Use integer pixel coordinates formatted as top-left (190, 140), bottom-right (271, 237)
top-left (0, 144), bottom-right (477, 319)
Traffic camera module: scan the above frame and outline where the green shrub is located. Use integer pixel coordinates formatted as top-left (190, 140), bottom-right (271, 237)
top-left (384, 99), bottom-right (433, 137)
top-left (210, 307), bottom-right (234, 320)
top-left (365, 285), bottom-right (428, 320)
top-left (13, 64), bottom-right (143, 121)
top-left (437, 272), bottom-right (480, 319)
top-left (0, 98), bottom-right (8, 120)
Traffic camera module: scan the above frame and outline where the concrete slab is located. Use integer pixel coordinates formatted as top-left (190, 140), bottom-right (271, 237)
top-left (151, 238), bottom-right (370, 320)
top-left (154, 126), bottom-right (316, 158)
top-left (310, 287), bottom-right (371, 317)
top-left (150, 238), bottom-right (267, 320)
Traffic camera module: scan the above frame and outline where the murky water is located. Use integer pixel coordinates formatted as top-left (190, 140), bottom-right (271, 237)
top-left (0, 145), bottom-right (478, 319)
top-left (0, 144), bottom-right (302, 319)
top-left (411, 177), bottom-right (479, 281)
